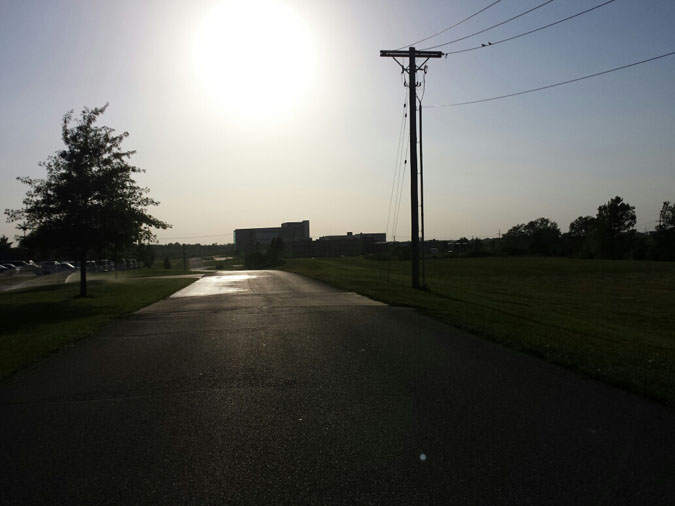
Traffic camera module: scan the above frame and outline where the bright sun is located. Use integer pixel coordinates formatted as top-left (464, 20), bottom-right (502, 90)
top-left (191, 0), bottom-right (317, 123)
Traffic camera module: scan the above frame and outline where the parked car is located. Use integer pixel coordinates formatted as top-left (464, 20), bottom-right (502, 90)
top-left (59, 262), bottom-right (76, 270)
top-left (39, 261), bottom-right (61, 275)
top-left (8, 260), bottom-right (39, 273)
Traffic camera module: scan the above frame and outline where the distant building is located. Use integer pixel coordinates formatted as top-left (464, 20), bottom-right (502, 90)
top-left (318, 232), bottom-right (386, 242)
top-left (234, 221), bottom-right (387, 258)
top-left (310, 232), bottom-right (386, 257)
top-left (234, 220), bottom-right (310, 255)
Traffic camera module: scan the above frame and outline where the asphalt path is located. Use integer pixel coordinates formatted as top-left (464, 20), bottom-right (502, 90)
top-left (1, 270), bottom-right (674, 505)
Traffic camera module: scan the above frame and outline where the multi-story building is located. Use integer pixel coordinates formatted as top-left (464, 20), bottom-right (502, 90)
top-left (234, 220), bottom-right (310, 255)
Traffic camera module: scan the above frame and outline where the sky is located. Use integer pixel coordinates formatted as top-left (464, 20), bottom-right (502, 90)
top-left (1, 0), bottom-right (674, 244)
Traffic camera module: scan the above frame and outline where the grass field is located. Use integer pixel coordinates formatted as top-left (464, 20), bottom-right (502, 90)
top-left (0, 276), bottom-right (194, 379)
top-left (89, 258), bottom-right (193, 278)
top-left (281, 256), bottom-right (675, 406)
top-left (0, 259), bottom-right (192, 290)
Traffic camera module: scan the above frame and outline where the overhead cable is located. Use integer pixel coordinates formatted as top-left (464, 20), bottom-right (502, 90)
top-left (398, 0), bottom-right (503, 50)
top-left (386, 92), bottom-right (409, 239)
top-left (393, 139), bottom-right (410, 240)
top-left (444, 0), bottom-right (615, 55)
top-left (425, 50), bottom-right (675, 108)
top-left (423, 0), bottom-right (556, 50)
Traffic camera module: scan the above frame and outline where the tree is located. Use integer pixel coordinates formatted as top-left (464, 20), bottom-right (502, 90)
top-left (654, 201), bottom-right (675, 260)
top-left (5, 104), bottom-right (169, 296)
top-left (597, 196), bottom-right (636, 235)
top-left (502, 224), bottom-right (529, 255)
top-left (565, 216), bottom-right (597, 258)
top-left (266, 237), bottom-right (285, 264)
top-left (501, 218), bottom-right (560, 256)
top-left (595, 196), bottom-right (636, 258)
top-left (657, 201), bottom-right (675, 231)
top-left (524, 217), bottom-right (560, 256)
top-left (0, 235), bottom-right (12, 261)
top-left (568, 216), bottom-right (596, 238)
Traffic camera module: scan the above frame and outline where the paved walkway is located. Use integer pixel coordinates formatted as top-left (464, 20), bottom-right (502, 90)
top-left (1, 270), bottom-right (674, 505)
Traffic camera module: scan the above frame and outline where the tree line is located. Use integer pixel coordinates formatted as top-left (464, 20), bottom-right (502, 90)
top-left (151, 242), bottom-right (235, 260)
top-left (454, 196), bottom-right (675, 260)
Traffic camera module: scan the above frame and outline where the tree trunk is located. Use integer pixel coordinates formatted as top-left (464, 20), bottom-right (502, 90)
top-left (79, 253), bottom-right (87, 297)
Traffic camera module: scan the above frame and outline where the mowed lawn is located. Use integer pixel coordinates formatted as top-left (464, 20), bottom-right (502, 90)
top-left (0, 277), bottom-right (194, 378)
top-left (281, 257), bottom-right (675, 406)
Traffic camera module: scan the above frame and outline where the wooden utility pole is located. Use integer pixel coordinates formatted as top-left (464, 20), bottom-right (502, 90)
top-left (418, 96), bottom-right (426, 288)
top-left (380, 47), bottom-right (442, 289)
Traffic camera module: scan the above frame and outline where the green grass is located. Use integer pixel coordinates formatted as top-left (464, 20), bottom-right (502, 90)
top-left (101, 258), bottom-right (192, 277)
top-left (198, 256), bottom-right (242, 271)
top-left (281, 256), bottom-right (675, 406)
top-left (0, 273), bottom-right (39, 289)
top-left (0, 277), bottom-right (194, 378)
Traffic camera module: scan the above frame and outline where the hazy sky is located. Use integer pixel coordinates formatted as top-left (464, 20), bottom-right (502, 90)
top-left (1, 0), bottom-right (674, 243)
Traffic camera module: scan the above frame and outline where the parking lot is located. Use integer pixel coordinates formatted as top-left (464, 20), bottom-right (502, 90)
top-left (0, 259), bottom-right (144, 291)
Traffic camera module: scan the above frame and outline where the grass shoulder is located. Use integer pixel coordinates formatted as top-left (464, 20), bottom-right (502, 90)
top-left (0, 276), bottom-right (194, 379)
top-left (280, 256), bottom-right (675, 407)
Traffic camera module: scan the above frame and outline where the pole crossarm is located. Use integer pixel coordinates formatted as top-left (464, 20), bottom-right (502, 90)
top-left (380, 49), bottom-right (444, 59)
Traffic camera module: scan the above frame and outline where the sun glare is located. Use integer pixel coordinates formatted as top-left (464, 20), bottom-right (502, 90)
top-left (192, 0), bottom-right (317, 124)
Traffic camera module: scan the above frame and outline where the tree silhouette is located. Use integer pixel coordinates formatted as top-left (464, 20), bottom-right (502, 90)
top-left (655, 201), bottom-right (675, 259)
top-left (657, 201), bottom-right (675, 231)
top-left (503, 218), bottom-right (560, 256)
top-left (5, 104), bottom-right (169, 296)
top-left (524, 217), bottom-right (561, 256)
top-left (0, 235), bottom-right (12, 261)
top-left (595, 196), bottom-right (636, 258)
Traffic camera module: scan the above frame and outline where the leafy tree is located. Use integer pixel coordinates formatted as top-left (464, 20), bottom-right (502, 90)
top-left (266, 237), bottom-right (285, 264)
top-left (524, 217), bottom-right (560, 255)
top-left (502, 224), bottom-right (529, 255)
top-left (568, 216), bottom-right (596, 238)
top-left (565, 216), bottom-right (597, 258)
top-left (597, 196), bottom-right (636, 235)
top-left (0, 235), bottom-right (12, 261)
top-left (657, 201), bottom-right (675, 231)
top-left (5, 104), bottom-right (169, 296)
top-left (595, 196), bottom-right (636, 258)
top-left (654, 201), bottom-right (675, 260)
top-left (502, 218), bottom-right (560, 256)
top-left (136, 243), bottom-right (156, 268)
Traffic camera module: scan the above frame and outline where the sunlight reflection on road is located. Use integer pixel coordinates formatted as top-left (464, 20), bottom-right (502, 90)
top-left (171, 272), bottom-right (258, 297)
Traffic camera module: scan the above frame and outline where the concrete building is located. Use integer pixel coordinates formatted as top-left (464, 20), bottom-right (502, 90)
top-left (310, 232), bottom-right (386, 257)
top-left (234, 220), bottom-right (310, 255)
top-left (318, 232), bottom-right (386, 242)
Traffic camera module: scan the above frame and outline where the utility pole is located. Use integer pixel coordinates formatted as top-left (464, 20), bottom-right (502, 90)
top-left (418, 96), bottom-right (426, 289)
top-left (380, 47), bottom-right (442, 289)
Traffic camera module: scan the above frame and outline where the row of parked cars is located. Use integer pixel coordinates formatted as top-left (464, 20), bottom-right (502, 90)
top-left (1, 260), bottom-right (74, 276)
top-left (1, 259), bottom-right (143, 276)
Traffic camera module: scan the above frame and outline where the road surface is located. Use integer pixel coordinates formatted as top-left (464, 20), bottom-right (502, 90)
top-left (1, 270), bottom-right (674, 505)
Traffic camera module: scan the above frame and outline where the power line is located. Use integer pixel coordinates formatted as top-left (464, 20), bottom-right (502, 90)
top-left (398, 0), bottom-right (503, 50)
top-left (425, 50), bottom-right (675, 108)
top-left (423, 0), bottom-right (556, 50)
top-left (444, 0), bottom-right (615, 56)
top-left (386, 92), bottom-right (409, 239)
top-left (392, 138), bottom-right (410, 241)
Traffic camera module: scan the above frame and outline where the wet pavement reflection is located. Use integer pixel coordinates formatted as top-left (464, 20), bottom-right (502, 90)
top-left (171, 272), bottom-right (258, 297)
